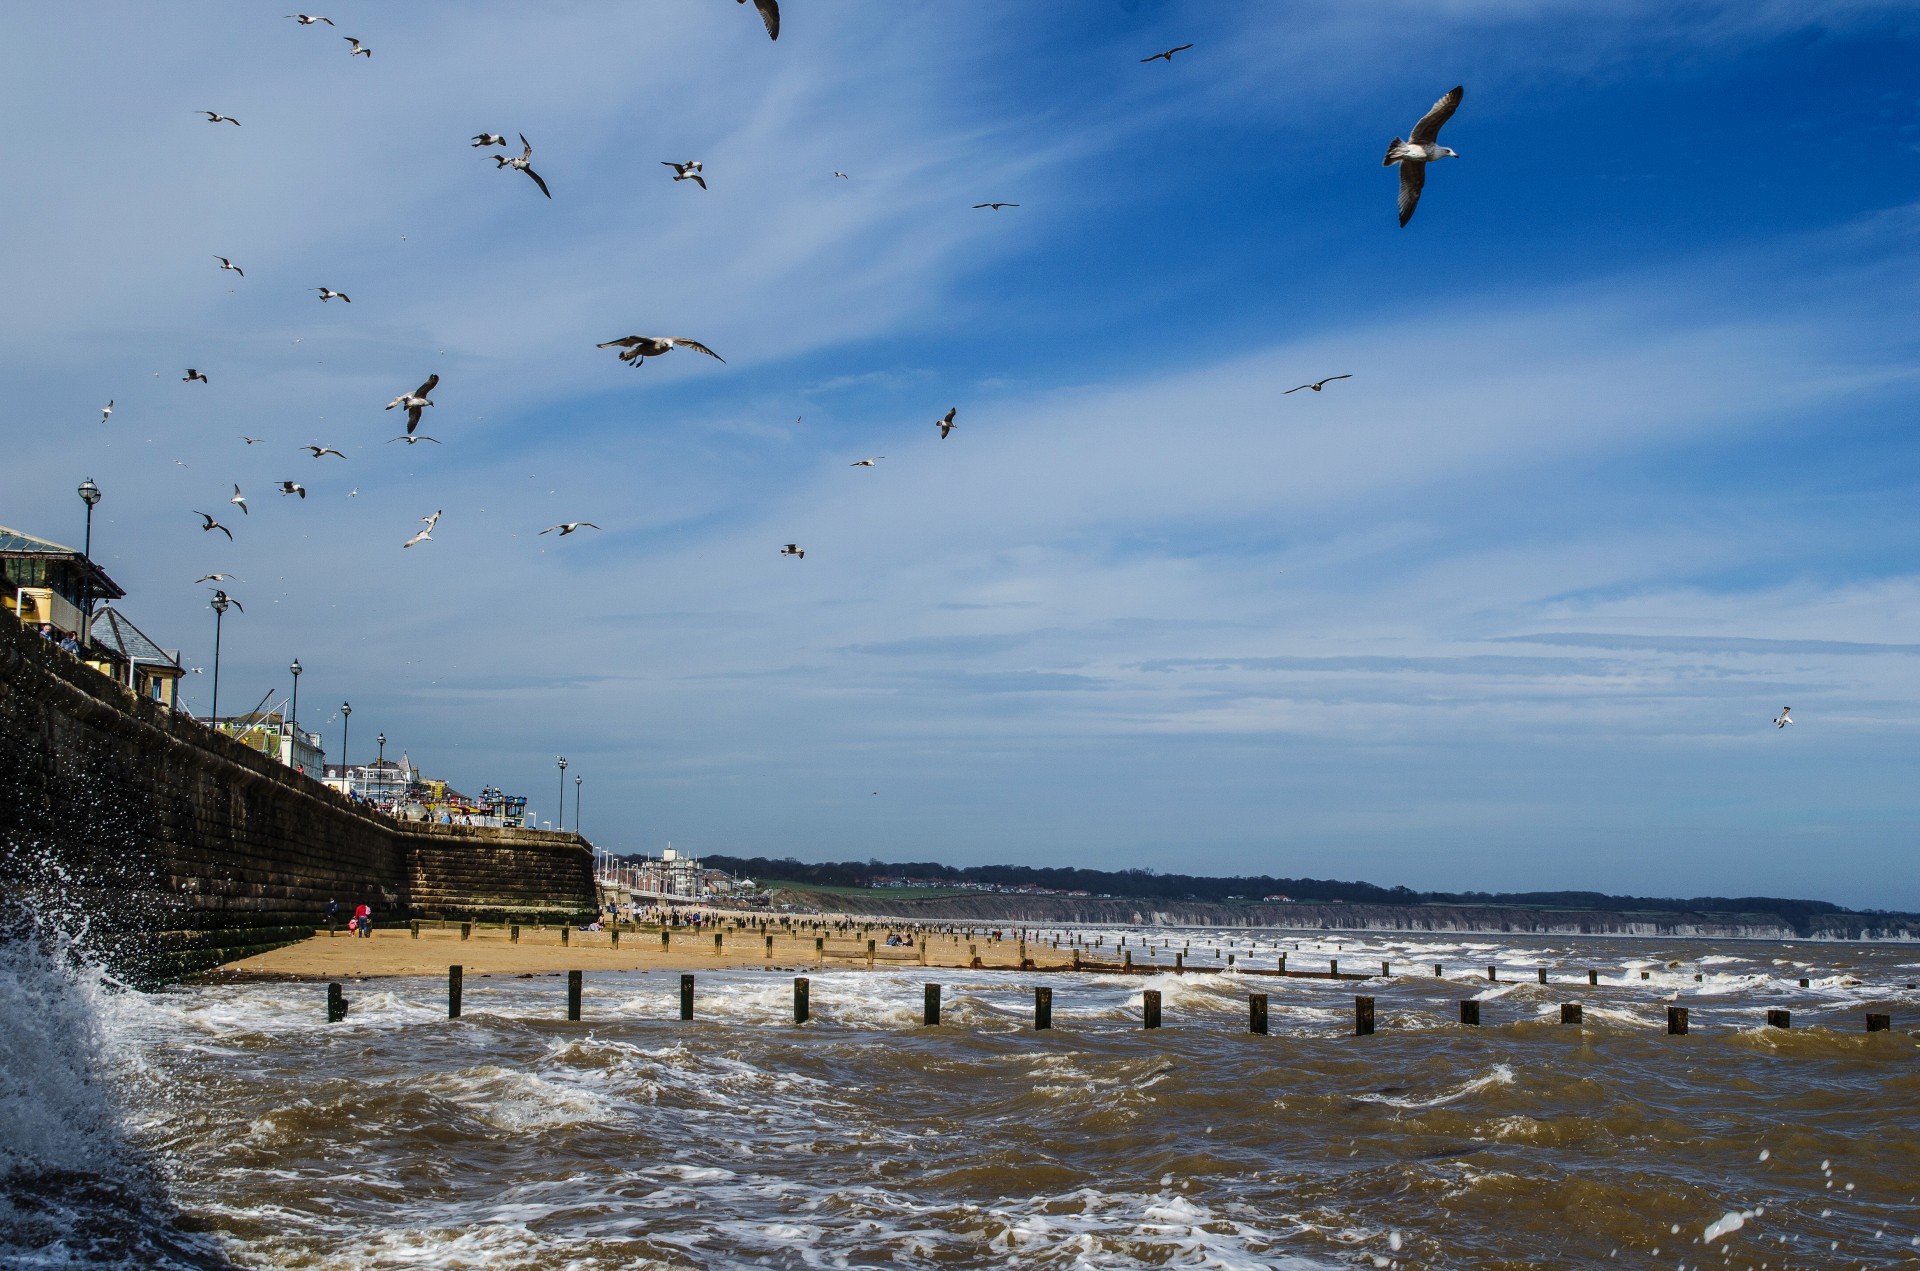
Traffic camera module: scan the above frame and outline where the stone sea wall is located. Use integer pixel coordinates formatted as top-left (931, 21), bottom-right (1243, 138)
top-left (0, 611), bottom-right (596, 977)
top-left (801, 893), bottom-right (1920, 942)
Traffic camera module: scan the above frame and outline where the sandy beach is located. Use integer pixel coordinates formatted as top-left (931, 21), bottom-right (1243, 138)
top-left (219, 921), bottom-right (1101, 979)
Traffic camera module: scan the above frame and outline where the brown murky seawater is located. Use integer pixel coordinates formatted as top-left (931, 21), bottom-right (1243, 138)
top-left (6, 928), bottom-right (1918, 1268)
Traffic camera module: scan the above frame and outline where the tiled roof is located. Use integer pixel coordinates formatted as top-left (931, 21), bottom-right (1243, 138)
top-left (88, 607), bottom-right (181, 670)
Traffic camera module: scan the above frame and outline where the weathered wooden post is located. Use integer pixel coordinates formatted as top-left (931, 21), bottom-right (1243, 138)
top-left (1866, 1013), bottom-right (1891, 1032)
top-left (1329, 958), bottom-right (1339, 979)
top-left (567, 970), bottom-right (582, 1021)
top-left (327, 982), bottom-right (348, 1022)
top-left (794, 977), bottom-right (810, 1024)
top-left (713, 932), bottom-right (723, 954)
top-left (1641, 970), bottom-right (1651, 980)
top-left (511, 924), bottom-right (521, 943)
top-left (1381, 961), bottom-right (1391, 977)
top-left (1667, 1006), bottom-right (1689, 1035)
top-left (1278, 952), bottom-right (1287, 974)
top-left (1433, 963), bottom-right (1443, 977)
top-left (610, 928), bottom-right (620, 948)
top-left (1249, 993), bottom-right (1269, 1035)
top-left (1587, 969), bottom-right (1598, 986)
top-left (866, 939), bottom-right (876, 970)
top-left (1561, 1003), bottom-right (1582, 1025)
top-left (1355, 996), bottom-right (1375, 1036)
top-left (1142, 989), bottom-right (1162, 1029)
top-left (410, 920), bottom-right (420, 940)
top-left (1798, 978), bottom-right (1810, 988)
top-left (660, 930), bottom-right (670, 949)
top-left (1459, 1000), bottom-right (1480, 1026)
top-left (765, 935), bottom-right (774, 958)
top-left (449, 965), bottom-right (463, 1018)
top-left (1766, 1009), bottom-right (1791, 1029)
top-left (1123, 950), bottom-right (1133, 971)
top-left (680, 974), bottom-right (695, 1021)
top-left (924, 983), bottom-right (941, 1026)
top-left (1487, 965), bottom-right (1498, 982)
top-left (461, 922), bottom-right (472, 941)
top-left (1174, 952), bottom-right (1184, 973)
top-left (1537, 967), bottom-right (1547, 984)
top-left (1034, 986), bottom-right (1052, 1030)
top-left (561, 925), bottom-right (570, 947)
top-left (815, 936), bottom-right (824, 961)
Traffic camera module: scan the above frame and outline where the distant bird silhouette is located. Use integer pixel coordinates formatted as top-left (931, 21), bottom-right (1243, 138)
top-left (343, 36), bottom-right (371, 56)
top-left (832, 171), bottom-right (849, 179)
top-left (1140, 43), bottom-right (1193, 63)
top-left (973, 203), bottom-right (1018, 210)
top-left (229, 485), bottom-right (248, 516)
top-left (194, 573), bottom-right (237, 584)
top-left (286, 13), bottom-right (334, 25)
top-left (214, 255), bottom-right (244, 277)
top-left (386, 434), bottom-right (442, 445)
top-left (197, 111), bottom-right (241, 125)
top-left (1284, 375), bottom-right (1352, 394)
top-left (241, 435), bottom-right (263, 444)
top-left (738, 0), bottom-right (779, 40)
top-left (780, 543), bottom-right (804, 559)
top-left (1774, 706), bottom-right (1793, 729)
top-left (1384, 86), bottom-right (1463, 227)
top-left (184, 368), bottom-right (209, 384)
top-left (472, 133), bottom-right (507, 148)
top-left (850, 456), bottom-right (884, 468)
top-left (662, 160), bottom-right (706, 189)
top-left (100, 400), bottom-right (113, 423)
top-left (312, 287), bottom-right (350, 302)
top-left (279, 481), bottom-right (306, 498)
top-left (596, 335), bottom-right (725, 367)
top-left (491, 134), bottom-right (551, 199)
top-left (195, 511), bottom-right (234, 540)
top-left (540, 522), bottom-right (600, 536)
top-left (385, 374), bottom-right (438, 433)
top-left (302, 444), bottom-right (347, 459)
top-left (935, 407), bottom-right (957, 439)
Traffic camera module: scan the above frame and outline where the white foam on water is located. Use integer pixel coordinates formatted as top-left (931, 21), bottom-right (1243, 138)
top-left (1351, 1063), bottom-right (1516, 1110)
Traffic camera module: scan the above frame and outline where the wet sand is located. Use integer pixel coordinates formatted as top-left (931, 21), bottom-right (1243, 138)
top-left (223, 922), bottom-right (1088, 979)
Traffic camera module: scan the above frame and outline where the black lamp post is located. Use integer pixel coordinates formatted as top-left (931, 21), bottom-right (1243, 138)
top-left (340, 701), bottom-right (352, 795)
top-left (288, 657), bottom-right (302, 753)
top-left (557, 756), bottom-right (568, 832)
top-left (575, 774), bottom-right (582, 837)
top-left (377, 732), bottom-right (386, 764)
top-left (77, 478), bottom-right (100, 647)
top-left (208, 591), bottom-right (234, 722)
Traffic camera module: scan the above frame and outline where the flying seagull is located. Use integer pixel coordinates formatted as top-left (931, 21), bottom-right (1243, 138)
top-left (343, 37), bottom-right (371, 56)
top-left (973, 202), bottom-right (1018, 210)
top-left (402, 526), bottom-right (433, 549)
top-left (214, 256), bottom-right (244, 277)
top-left (595, 335), bottom-right (725, 367)
top-left (197, 111), bottom-right (241, 125)
top-left (1774, 706), bottom-right (1793, 729)
top-left (1284, 375), bottom-right (1352, 394)
top-left (780, 543), bottom-right (805, 559)
top-left (421, 509), bottom-right (443, 532)
top-left (472, 133), bottom-right (507, 148)
top-left (100, 400), bottom-right (113, 423)
top-left (386, 434), bottom-right (442, 445)
top-left (1384, 85), bottom-right (1463, 227)
top-left (194, 511), bottom-right (234, 540)
top-left (286, 13), bottom-right (334, 25)
top-left (832, 171), bottom-right (849, 179)
top-left (184, 368), bottom-right (209, 384)
top-left (194, 573), bottom-right (237, 584)
top-left (662, 159), bottom-right (706, 188)
top-left (229, 484), bottom-right (249, 515)
top-left (385, 373), bottom-right (438, 433)
top-left (312, 287), bottom-right (350, 302)
top-left (738, 0), bottom-right (779, 40)
top-left (302, 444), bottom-right (347, 458)
top-left (540, 522), bottom-right (600, 536)
top-left (850, 456), bottom-right (884, 468)
top-left (241, 435), bottom-right (262, 444)
top-left (279, 481), bottom-right (306, 498)
top-left (492, 134), bottom-right (551, 198)
top-left (1141, 43), bottom-right (1194, 63)
top-left (935, 406), bottom-right (957, 439)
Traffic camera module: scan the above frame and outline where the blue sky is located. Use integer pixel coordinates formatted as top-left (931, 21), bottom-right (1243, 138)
top-left (6, 2), bottom-right (1920, 907)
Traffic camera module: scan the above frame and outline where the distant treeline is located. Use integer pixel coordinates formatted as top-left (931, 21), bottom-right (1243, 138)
top-left (699, 855), bottom-right (1861, 924)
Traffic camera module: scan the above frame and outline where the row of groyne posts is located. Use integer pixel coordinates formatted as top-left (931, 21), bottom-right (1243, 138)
top-left (324, 963), bottom-right (1901, 1035)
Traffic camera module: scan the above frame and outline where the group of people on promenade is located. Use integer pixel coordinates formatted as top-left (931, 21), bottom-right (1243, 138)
top-left (325, 898), bottom-right (375, 937)
top-left (29, 623), bottom-right (83, 655)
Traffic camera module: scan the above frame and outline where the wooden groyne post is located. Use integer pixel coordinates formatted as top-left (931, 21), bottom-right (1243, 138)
top-left (1560, 1002), bottom-right (1581, 1025)
top-left (680, 973), bottom-right (695, 1021)
top-left (326, 982), bottom-right (348, 1022)
top-left (1767, 1009), bottom-right (1791, 1029)
top-left (566, 970), bottom-right (582, 1020)
top-left (1142, 989), bottom-right (1162, 1029)
top-left (1354, 995), bottom-right (1375, 1036)
top-left (1034, 986), bottom-right (1052, 1030)
top-left (448, 965), bottom-right (462, 1018)
top-left (1249, 993), bottom-right (1268, 1035)
top-left (1459, 1000), bottom-right (1480, 1026)
top-left (1866, 1013), bottom-right (1891, 1032)
top-left (794, 977), bottom-right (809, 1024)
top-left (1667, 1006), bottom-right (1688, 1035)
top-left (924, 983), bottom-right (941, 1026)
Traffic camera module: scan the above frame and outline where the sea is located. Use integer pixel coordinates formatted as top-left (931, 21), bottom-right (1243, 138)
top-left (2, 923), bottom-right (1917, 1270)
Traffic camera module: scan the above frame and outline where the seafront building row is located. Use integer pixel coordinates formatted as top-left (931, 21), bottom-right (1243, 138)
top-left (3, 516), bottom-right (531, 825)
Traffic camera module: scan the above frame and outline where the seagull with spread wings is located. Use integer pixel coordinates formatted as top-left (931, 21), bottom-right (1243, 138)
top-left (286, 13), bottom-right (334, 25)
top-left (197, 111), bottom-right (241, 125)
top-left (184, 369), bottom-right (209, 384)
top-left (229, 485), bottom-right (248, 516)
top-left (312, 287), bottom-right (350, 302)
top-left (472, 133), bottom-right (507, 148)
top-left (385, 374), bottom-right (438, 433)
top-left (491, 134), bottom-right (551, 198)
top-left (935, 407), bottom-right (957, 439)
top-left (386, 434), bottom-right (442, 445)
top-left (596, 335), bottom-right (725, 368)
top-left (850, 456), bottom-right (884, 468)
top-left (1383, 86), bottom-right (1463, 227)
top-left (1141, 43), bottom-right (1193, 63)
top-left (195, 511), bottom-right (234, 540)
top-left (540, 522), bottom-right (600, 536)
top-left (302, 444), bottom-right (347, 459)
top-left (662, 160), bottom-right (706, 188)
top-left (344, 37), bottom-right (371, 56)
top-left (214, 256), bottom-right (244, 277)
top-left (737, 0), bottom-right (779, 40)
top-left (1774, 706), bottom-right (1793, 729)
top-left (780, 543), bottom-right (804, 559)
top-left (194, 573), bottom-right (237, 584)
top-left (1284, 375), bottom-right (1352, 394)
top-left (279, 481), bottom-right (306, 499)
top-left (100, 400), bottom-right (113, 423)
top-left (973, 202), bottom-right (1018, 210)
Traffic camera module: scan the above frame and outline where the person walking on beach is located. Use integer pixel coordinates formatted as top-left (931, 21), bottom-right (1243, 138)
top-left (326, 899), bottom-right (340, 931)
top-left (354, 901), bottom-right (371, 937)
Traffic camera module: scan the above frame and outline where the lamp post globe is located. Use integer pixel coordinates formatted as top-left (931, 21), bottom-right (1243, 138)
top-left (377, 732), bottom-right (386, 764)
top-left (77, 479), bottom-right (101, 647)
top-left (340, 702), bottom-right (352, 797)
top-left (288, 658), bottom-right (302, 744)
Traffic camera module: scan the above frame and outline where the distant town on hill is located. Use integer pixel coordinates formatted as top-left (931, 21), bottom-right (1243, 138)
top-left (702, 855), bottom-right (1887, 927)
